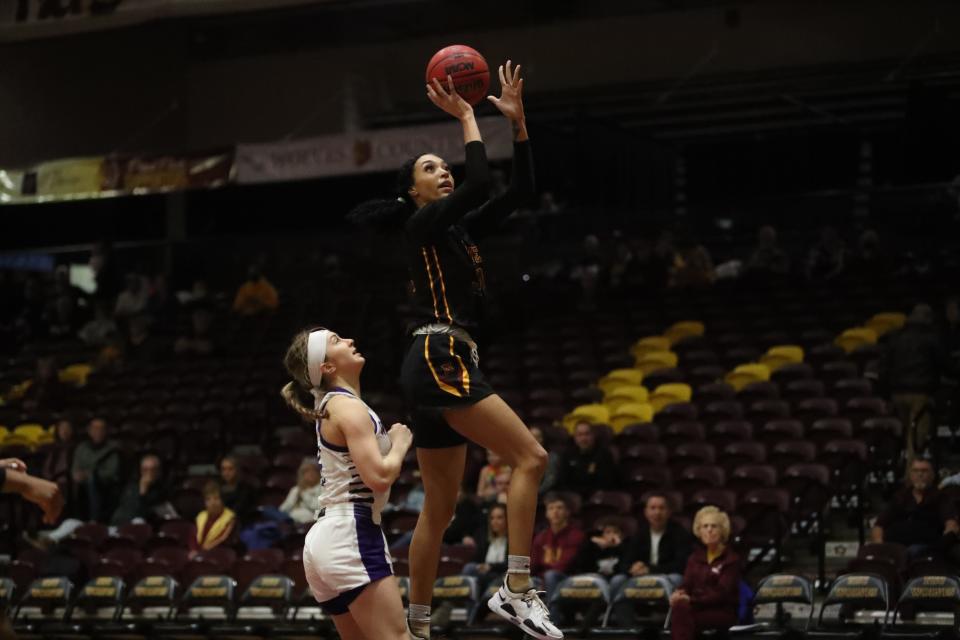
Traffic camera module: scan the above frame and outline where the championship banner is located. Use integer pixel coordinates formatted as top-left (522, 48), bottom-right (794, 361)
top-left (0, 0), bottom-right (330, 42)
top-left (236, 116), bottom-right (514, 185)
top-left (0, 150), bottom-right (233, 204)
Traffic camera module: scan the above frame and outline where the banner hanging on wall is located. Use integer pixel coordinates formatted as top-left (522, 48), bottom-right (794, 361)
top-left (236, 116), bottom-right (515, 185)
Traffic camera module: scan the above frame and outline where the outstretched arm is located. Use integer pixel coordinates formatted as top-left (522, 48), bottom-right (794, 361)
top-left (464, 61), bottom-right (536, 238)
top-left (406, 77), bottom-right (492, 236)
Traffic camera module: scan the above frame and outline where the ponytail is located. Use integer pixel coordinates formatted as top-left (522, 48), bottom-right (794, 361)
top-left (346, 197), bottom-right (411, 232)
top-left (346, 153), bottom-right (424, 232)
top-left (281, 381), bottom-right (325, 422)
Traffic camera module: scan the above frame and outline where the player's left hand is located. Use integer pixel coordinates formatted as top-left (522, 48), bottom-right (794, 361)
top-left (487, 60), bottom-right (524, 121)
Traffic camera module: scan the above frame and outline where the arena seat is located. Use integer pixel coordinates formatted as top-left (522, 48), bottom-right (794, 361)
top-left (549, 574), bottom-right (612, 632)
top-left (816, 572), bottom-right (890, 629)
top-left (14, 576), bottom-right (74, 622)
top-left (234, 574), bottom-right (294, 621)
top-left (70, 576), bottom-right (126, 621)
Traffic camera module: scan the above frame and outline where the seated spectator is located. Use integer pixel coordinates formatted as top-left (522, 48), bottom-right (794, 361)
top-left (806, 225), bottom-right (847, 281)
top-left (78, 302), bottom-right (118, 347)
top-left (124, 314), bottom-right (165, 364)
top-left (174, 308), bottom-right (218, 357)
top-left (16, 356), bottom-right (70, 414)
top-left (530, 427), bottom-right (561, 495)
top-left (390, 487), bottom-right (482, 551)
top-left (476, 450), bottom-right (510, 503)
top-left (219, 455), bottom-right (258, 524)
top-left (114, 273), bottom-right (149, 319)
top-left (874, 457), bottom-right (958, 558)
top-left (464, 503), bottom-right (509, 590)
top-left (745, 225), bottom-right (790, 279)
top-left (670, 506), bottom-right (741, 640)
top-left (848, 229), bottom-right (891, 282)
top-left (110, 454), bottom-right (169, 526)
top-left (553, 517), bottom-right (631, 626)
top-left (611, 492), bottom-right (694, 626)
top-left (623, 492), bottom-right (692, 585)
top-left (943, 296), bottom-right (959, 366)
top-left (232, 265), bottom-right (279, 316)
top-left (575, 516), bottom-right (630, 583)
top-left (881, 304), bottom-right (951, 456)
top-left (671, 239), bottom-right (715, 288)
top-left (490, 468), bottom-right (511, 507)
top-left (42, 419), bottom-right (76, 506)
top-left (557, 421), bottom-right (617, 497)
top-left (531, 493), bottom-right (585, 597)
top-left (72, 418), bottom-right (122, 522)
top-left (193, 480), bottom-right (237, 554)
top-left (278, 459), bottom-right (323, 524)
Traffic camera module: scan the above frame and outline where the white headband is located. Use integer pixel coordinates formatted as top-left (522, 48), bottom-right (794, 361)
top-left (307, 329), bottom-right (331, 388)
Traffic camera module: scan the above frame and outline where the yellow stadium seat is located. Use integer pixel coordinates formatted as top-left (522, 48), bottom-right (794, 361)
top-left (562, 404), bottom-right (611, 432)
top-left (866, 312), bottom-right (906, 338)
top-left (603, 385), bottom-right (649, 412)
top-left (834, 327), bottom-right (878, 353)
top-left (0, 434), bottom-right (33, 450)
top-left (649, 383), bottom-right (693, 412)
top-left (13, 424), bottom-right (53, 447)
top-left (760, 345), bottom-right (804, 372)
top-left (724, 363), bottom-right (771, 391)
top-left (664, 321), bottom-right (705, 345)
top-left (598, 369), bottom-right (645, 396)
top-left (58, 363), bottom-right (93, 387)
top-left (630, 336), bottom-right (672, 362)
top-left (0, 426), bottom-right (8, 441)
top-left (610, 402), bottom-right (654, 433)
top-left (636, 351), bottom-right (679, 376)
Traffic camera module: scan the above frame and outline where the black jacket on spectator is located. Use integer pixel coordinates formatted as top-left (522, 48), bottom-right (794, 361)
top-left (621, 521), bottom-right (694, 575)
top-left (471, 534), bottom-right (509, 575)
top-left (110, 478), bottom-right (170, 526)
top-left (222, 481), bottom-right (257, 524)
top-left (882, 322), bottom-right (949, 394)
top-left (443, 495), bottom-right (484, 545)
top-left (557, 446), bottom-right (618, 497)
top-left (876, 487), bottom-right (958, 547)
top-left (575, 537), bottom-right (630, 577)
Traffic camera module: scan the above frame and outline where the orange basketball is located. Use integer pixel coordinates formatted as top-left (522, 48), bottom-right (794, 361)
top-left (425, 44), bottom-right (490, 106)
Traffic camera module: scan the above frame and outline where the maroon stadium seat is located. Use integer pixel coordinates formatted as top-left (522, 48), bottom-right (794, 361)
top-left (728, 464), bottom-right (778, 493)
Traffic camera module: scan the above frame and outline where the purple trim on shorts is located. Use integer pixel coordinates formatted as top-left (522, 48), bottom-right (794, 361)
top-left (354, 503), bottom-right (392, 581)
top-left (319, 583), bottom-right (366, 615)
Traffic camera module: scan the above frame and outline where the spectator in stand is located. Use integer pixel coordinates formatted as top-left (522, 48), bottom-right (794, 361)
top-left (557, 421), bottom-right (617, 497)
top-left (464, 503), bottom-right (509, 590)
top-left (553, 517), bottom-right (631, 626)
top-left (219, 455), bottom-right (258, 524)
top-left (669, 506), bottom-right (741, 640)
top-left (881, 304), bottom-right (951, 456)
top-left (114, 273), bottom-right (149, 319)
top-left (110, 454), bottom-right (169, 526)
top-left (48, 266), bottom-right (83, 338)
top-left (174, 308), bottom-right (217, 357)
top-left (944, 296), bottom-right (960, 364)
top-left (232, 264), bottom-right (279, 316)
top-left (389, 486), bottom-right (482, 551)
top-left (90, 241), bottom-right (121, 305)
top-left (623, 492), bottom-right (693, 585)
top-left (745, 225), bottom-right (790, 279)
top-left (476, 450), bottom-right (510, 503)
top-left (611, 493), bottom-right (694, 626)
top-left (78, 302), bottom-right (118, 347)
top-left (488, 468), bottom-right (512, 507)
top-left (193, 480), bottom-right (237, 555)
top-left (875, 457), bottom-right (959, 558)
top-left (671, 237), bottom-right (715, 289)
top-left (16, 356), bottom-right (70, 414)
top-left (124, 314), bottom-right (165, 364)
top-left (530, 427), bottom-right (561, 496)
top-left (805, 225), bottom-right (847, 281)
top-left (570, 235), bottom-right (605, 311)
top-left (72, 418), bottom-right (122, 522)
top-left (847, 229), bottom-right (891, 282)
top-left (278, 459), bottom-right (323, 524)
top-left (42, 419), bottom-right (76, 503)
top-left (531, 493), bottom-right (585, 597)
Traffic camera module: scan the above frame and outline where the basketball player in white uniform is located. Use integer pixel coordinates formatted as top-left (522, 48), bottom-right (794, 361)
top-left (281, 327), bottom-right (413, 640)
